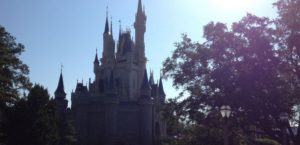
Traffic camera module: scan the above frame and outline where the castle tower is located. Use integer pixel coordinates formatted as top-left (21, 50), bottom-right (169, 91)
top-left (69, 1), bottom-right (167, 145)
top-left (54, 71), bottom-right (68, 120)
top-left (139, 69), bottom-right (153, 145)
top-left (134, 0), bottom-right (147, 86)
top-left (158, 77), bottom-right (166, 103)
top-left (102, 12), bottom-right (116, 68)
top-left (94, 50), bottom-right (99, 74)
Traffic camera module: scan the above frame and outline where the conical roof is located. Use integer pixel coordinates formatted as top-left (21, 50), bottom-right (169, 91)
top-left (141, 69), bottom-right (151, 91)
top-left (158, 77), bottom-right (166, 97)
top-left (149, 70), bottom-right (155, 86)
top-left (55, 72), bottom-right (66, 98)
top-left (104, 16), bottom-right (109, 34)
top-left (94, 52), bottom-right (99, 64)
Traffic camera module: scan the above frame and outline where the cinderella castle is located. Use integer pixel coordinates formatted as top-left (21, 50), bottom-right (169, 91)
top-left (53, 0), bottom-right (167, 145)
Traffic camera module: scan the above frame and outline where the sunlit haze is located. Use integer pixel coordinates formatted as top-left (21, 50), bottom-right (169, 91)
top-left (210, 0), bottom-right (253, 12)
top-left (0, 0), bottom-right (276, 104)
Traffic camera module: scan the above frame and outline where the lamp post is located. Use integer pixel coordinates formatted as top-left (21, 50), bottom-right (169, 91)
top-left (279, 112), bottom-right (289, 145)
top-left (220, 105), bottom-right (232, 145)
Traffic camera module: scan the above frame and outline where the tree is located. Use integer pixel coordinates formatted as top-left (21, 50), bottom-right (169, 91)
top-left (0, 25), bottom-right (31, 145)
top-left (162, 99), bottom-right (252, 145)
top-left (3, 85), bottom-right (59, 145)
top-left (57, 115), bottom-right (77, 145)
top-left (162, 13), bottom-right (298, 144)
top-left (0, 25), bottom-right (31, 107)
top-left (273, 0), bottom-right (300, 143)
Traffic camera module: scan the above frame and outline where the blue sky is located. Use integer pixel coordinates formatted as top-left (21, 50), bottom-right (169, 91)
top-left (0, 0), bottom-right (276, 103)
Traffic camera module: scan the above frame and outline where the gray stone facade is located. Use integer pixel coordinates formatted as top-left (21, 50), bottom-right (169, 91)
top-left (54, 1), bottom-right (167, 145)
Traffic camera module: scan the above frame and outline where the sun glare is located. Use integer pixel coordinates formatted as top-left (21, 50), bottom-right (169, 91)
top-left (210, 0), bottom-right (253, 13)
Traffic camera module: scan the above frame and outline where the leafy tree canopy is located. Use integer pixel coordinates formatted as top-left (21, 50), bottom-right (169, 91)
top-left (163, 0), bottom-right (300, 144)
top-left (0, 25), bottom-right (31, 106)
top-left (3, 85), bottom-right (59, 145)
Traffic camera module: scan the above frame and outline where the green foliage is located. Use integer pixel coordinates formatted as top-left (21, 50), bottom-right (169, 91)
top-left (0, 25), bottom-right (31, 145)
top-left (162, 99), bottom-right (184, 137)
top-left (162, 2), bottom-right (300, 143)
top-left (3, 85), bottom-right (59, 145)
top-left (163, 99), bottom-right (258, 145)
top-left (57, 118), bottom-right (77, 145)
top-left (0, 25), bottom-right (31, 106)
top-left (0, 25), bottom-right (77, 145)
top-left (274, 0), bottom-right (300, 144)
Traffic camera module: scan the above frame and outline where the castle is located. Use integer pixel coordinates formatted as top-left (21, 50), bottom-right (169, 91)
top-left (54, 0), bottom-right (167, 145)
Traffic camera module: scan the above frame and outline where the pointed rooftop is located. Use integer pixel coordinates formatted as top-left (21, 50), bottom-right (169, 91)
top-left (55, 71), bottom-right (66, 99)
top-left (136, 0), bottom-right (146, 19)
top-left (118, 20), bottom-right (122, 42)
top-left (104, 8), bottom-right (109, 34)
top-left (137, 0), bottom-right (143, 13)
top-left (94, 49), bottom-right (99, 64)
top-left (110, 17), bottom-right (113, 37)
top-left (141, 69), bottom-right (151, 91)
top-left (149, 70), bottom-right (155, 86)
top-left (158, 77), bottom-right (166, 97)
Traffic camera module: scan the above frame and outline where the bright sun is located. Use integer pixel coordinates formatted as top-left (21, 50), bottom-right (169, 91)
top-left (210, 0), bottom-right (253, 13)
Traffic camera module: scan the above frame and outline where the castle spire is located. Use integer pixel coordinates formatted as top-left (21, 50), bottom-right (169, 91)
top-left (119, 20), bottom-right (122, 39)
top-left (149, 70), bottom-right (155, 86)
top-left (55, 70), bottom-right (66, 99)
top-left (94, 48), bottom-right (99, 64)
top-left (134, 0), bottom-right (147, 87)
top-left (137, 0), bottom-right (143, 13)
top-left (141, 69), bottom-right (151, 91)
top-left (110, 17), bottom-right (113, 36)
top-left (158, 77), bottom-right (166, 97)
top-left (104, 6), bottom-right (109, 34)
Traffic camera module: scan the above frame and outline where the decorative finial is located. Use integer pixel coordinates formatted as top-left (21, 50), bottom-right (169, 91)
top-left (106, 6), bottom-right (108, 18)
top-left (119, 20), bottom-right (122, 31)
top-left (104, 6), bottom-right (109, 34)
top-left (110, 16), bottom-right (113, 35)
top-left (60, 64), bottom-right (63, 73)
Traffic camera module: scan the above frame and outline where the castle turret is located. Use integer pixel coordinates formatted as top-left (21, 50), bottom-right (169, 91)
top-left (134, 0), bottom-right (147, 86)
top-left (104, 15), bottom-right (109, 35)
top-left (149, 70), bottom-right (155, 86)
top-left (139, 69), bottom-right (153, 145)
top-left (94, 50), bottom-right (99, 74)
top-left (140, 69), bottom-right (151, 97)
top-left (54, 71), bottom-right (68, 120)
top-left (158, 77), bottom-right (166, 103)
top-left (55, 71), bottom-right (67, 99)
top-left (102, 12), bottom-right (116, 67)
